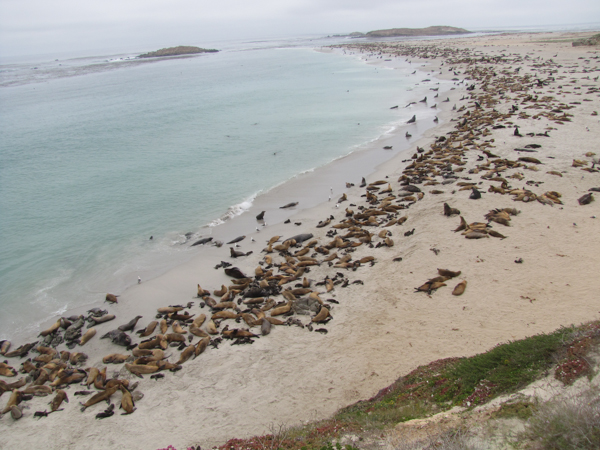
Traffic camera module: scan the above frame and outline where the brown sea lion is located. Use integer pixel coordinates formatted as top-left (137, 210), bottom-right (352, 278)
top-left (137, 321), bottom-right (158, 337)
top-left (120, 386), bottom-right (136, 415)
top-left (79, 328), bottom-right (96, 346)
top-left (39, 319), bottom-right (61, 337)
top-left (80, 386), bottom-right (119, 411)
top-left (1, 390), bottom-right (23, 414)
top-left (50, 389), bottom-right (68, 411)
top-left (194, 337), bottom-right (210, 357)
top-left (312, 306), bottom-right (330, 323)
top-left (105, 293), bottom-right (119, 304)
top-left (103, 354), bottom-right (132, 364)
top-left (452, 280), bottom-right (467, 296)
top-left (125, 364), bottom-right (158, 378)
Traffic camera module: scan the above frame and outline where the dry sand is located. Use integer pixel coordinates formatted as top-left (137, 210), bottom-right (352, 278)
top-left (1, 30), bottom-right (599, 450)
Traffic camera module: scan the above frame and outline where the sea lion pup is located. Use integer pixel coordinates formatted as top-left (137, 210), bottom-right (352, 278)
top-left (79, 328), bottom-right (96, 346)
top-left (443, 203), bottom-right (460, 217)
top-left (50, 389), bottom-right (68, 412)
top-left (136, 321), bottom-right (158, 337)
top-left (118, 316), bottom-right (143, 332)
top-left (80, 386), bottom-right (119, 411)
top-left (452, 280), bottom-right (467, 296)
top-left (39, 319), bottom-right (61, 337)
top-left (120, 386), bottom-right (136, 415)
top-left (105, 293), bottom-right (119, 304)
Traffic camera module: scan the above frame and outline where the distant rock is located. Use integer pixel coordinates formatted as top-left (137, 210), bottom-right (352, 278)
top-left (366, 26), bottom-right (471, 38)
top-left (572, 33), bottom-right (600, 47)
top-left (138, 46), bottom-right (219, 58)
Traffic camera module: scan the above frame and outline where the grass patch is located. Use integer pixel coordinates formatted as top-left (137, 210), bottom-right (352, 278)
top-left (490, 400), bottom-right (537, 420)
top-left (519, 386), bottom-right (600, 449)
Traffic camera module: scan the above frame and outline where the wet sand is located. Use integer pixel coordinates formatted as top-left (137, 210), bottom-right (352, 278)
top-left (1, 30), bottom-right (599, 450)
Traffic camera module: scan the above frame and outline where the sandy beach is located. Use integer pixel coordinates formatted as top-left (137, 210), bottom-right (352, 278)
top-left (1, 30), bottom-right (599, 450)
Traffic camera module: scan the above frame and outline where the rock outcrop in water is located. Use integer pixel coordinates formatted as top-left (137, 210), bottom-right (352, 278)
top-left (138, 46), bottom-right (219, 58)
top-left (366, 26), bottom-right (470, 38)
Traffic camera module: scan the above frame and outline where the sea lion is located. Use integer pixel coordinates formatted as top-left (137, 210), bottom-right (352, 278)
top-left (0, 340), bottom-right (11, 355)
top-left (90, 314), bottom-right (116, 326)
top-left (103, 354), bottom-right (132, 364)
top-left (125, 364), bottom-right (158, 378)
top-left (256, 211), bottom-right (265, 221)
top-left (407, 115), bottom-right (416, 124)
top-left (165, 333), bottom-right (186, 342)
top-left (261, 318), bottom-right (272, 336)
top-left (86, 367), bottom-right (99, 387)
top-left (224, 267), bottom-right (247, 279)
top-left (206, 320), bottom-right (218, 335)
top-left (50, 389), bottom-right (68, 411)
top-left (443, 203), bottom-right (460, 217)
top-left (138, 336), bottom-right (162, 350)
top-left (100, 330), bottom-right (132, 347)
top-left (118, 316), bottom-right (143, 332)
top-left (79, 328), bottom-right (96, 346)
top-left (312, 306), bottom-right (330, 323)
top-left (437, 269), bottom-right (461, 278)
top-left (39, 319), bottom-right (61, 337)
top-left (194, 337), bottom-right (210, 357)
top-left (157, 306), bottom-right (184, 314)
top-left (5, 342), bottom-right (37, 358)
top-left (270, 301), bottom-right (292, 317)
top-left (137, 321), bottom-right (158, 337)
top-left (191, 237), bottom-right (212, 246)
top-left (211, 311), bottom-right (238, 320)
top-left (279, 202), bottom-right (298, 209)
top-left (578, 193), bottom-right (594, 205)
top-left (0, 363), bottom-right (16, 377)
top-left (226, 235), bottom-right (246, 244)
top-left (176, 345), bottom-right (196, 364)
top-left (159, 319), bottom-right (168, 335)
top-left (191, 314), bottom-right (206, 329)
top-left (120, 386), bottom-right (136, 415)
top-left (80, 386), bottom-right (119, 411)
top-left (105, 293), bottom-right (119, 304)
top-left (23, 385), bottom-right (53, 396)
top-left (452, 280), bottom-right (467, 296)
top-left (171, 321), bottom-right (187, 334)
top-left (286, 233), bottom-right (314, 245)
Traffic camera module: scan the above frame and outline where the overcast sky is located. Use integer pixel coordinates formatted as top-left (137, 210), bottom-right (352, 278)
top-left (1, 0), bottom-right (599, 57)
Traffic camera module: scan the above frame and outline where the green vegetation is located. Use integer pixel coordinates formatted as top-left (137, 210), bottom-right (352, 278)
top-left (572, 33), bottom-right (600, 47)
top-left (138, 46), bottom-right (219, 58)
top-left (217, 321), bottom-right (600, 449)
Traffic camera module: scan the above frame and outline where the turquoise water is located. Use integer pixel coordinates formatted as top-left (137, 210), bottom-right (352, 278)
top-left (0, 37), bottom-right (424, 338)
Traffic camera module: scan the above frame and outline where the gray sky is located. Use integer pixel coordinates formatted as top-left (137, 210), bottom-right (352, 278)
top-left (1, 0), bottom-right (599, 57)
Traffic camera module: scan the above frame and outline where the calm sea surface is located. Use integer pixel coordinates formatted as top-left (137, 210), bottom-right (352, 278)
top-left (0, 36), bottom-right (432, 339)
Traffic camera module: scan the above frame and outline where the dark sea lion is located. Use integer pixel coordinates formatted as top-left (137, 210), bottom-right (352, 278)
top-left (470, 188), bottom-right (481, 199)
top-left (407, 115), bottom-right (416, 124)
top-left (226, 235), bottom-right (246, 244)
top-left (224, 267), bottom-right (247, 279)
top-left (118, 316), bottom-right (143, 332)
top-left (256, 211), bottom-right (265, 220)
top-left (4, 342), bottom-right (37, 358)
top-left (285, 233), bottom-right (313, 244)
top-left (191, 237), bottom-right (213, 246)
top-left (279, 202), bottom-right (299, 209)
top-left (578, 193), bottom-right (594, 205)
top-left (100, 330), bottom-right (132, 347)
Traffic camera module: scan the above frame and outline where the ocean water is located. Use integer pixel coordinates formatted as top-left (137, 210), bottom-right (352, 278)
top-left (0, 36), bottom-right (435, 339)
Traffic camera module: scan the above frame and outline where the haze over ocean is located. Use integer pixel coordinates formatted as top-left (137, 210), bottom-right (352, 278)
top-left (0, 36), bottom-right (432, 338)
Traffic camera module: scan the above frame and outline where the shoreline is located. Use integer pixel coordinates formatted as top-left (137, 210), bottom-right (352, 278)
top-left (3, 47), bottom-right (449, 343)
top-left (1, 30), bottom-right (599, 450)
